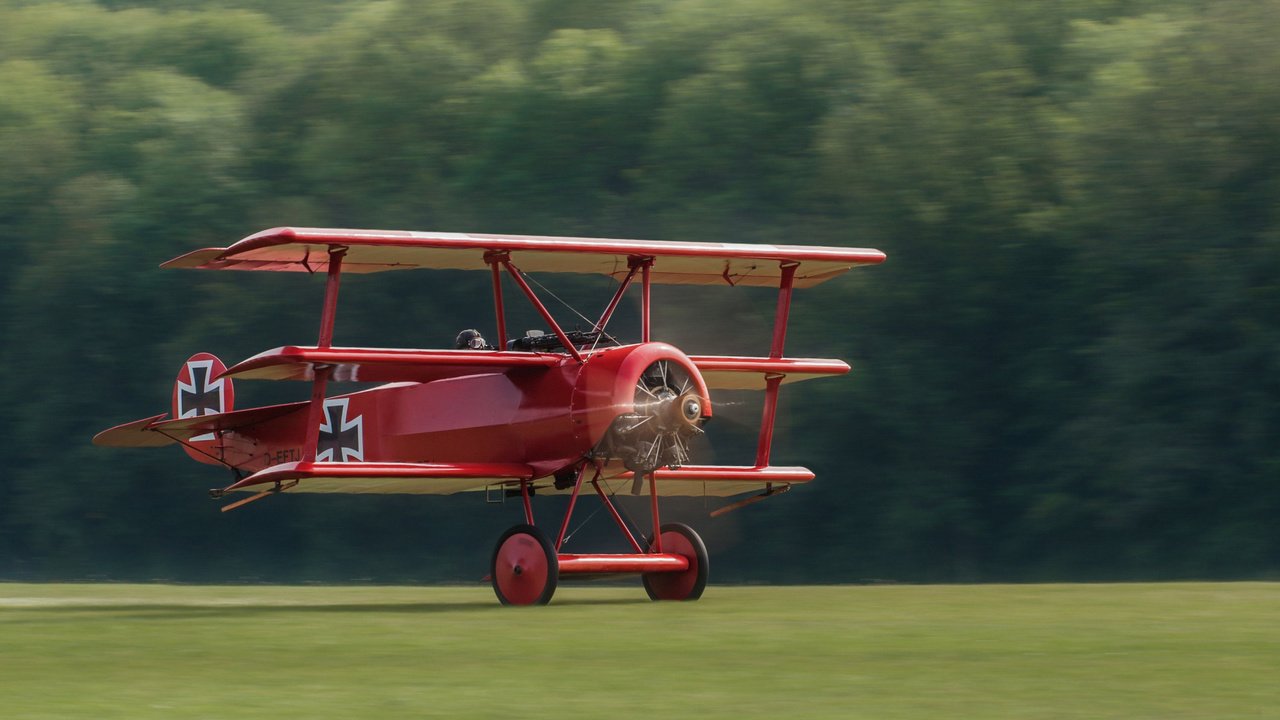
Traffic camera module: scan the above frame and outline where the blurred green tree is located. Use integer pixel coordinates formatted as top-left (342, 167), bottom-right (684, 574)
top-left (0, 0), bottom-right (1276, 583)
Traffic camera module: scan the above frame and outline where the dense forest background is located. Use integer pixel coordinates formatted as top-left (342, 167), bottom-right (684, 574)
top-left (1, 0), bottom-right (1277, 583)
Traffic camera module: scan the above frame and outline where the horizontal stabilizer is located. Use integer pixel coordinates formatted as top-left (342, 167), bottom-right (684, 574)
top-left (689, 356), bottom-right (849, 390)
top-left (223, 460), bottom-right (536, 495)
top-left (93, 402), bottom-right (308, 447)
top-left (221, 346), bottom-right (561, 382)
top-left (92, 414), bottom-right (174, 447)
top-left (152, 401), bottom-right (308, 436)
top-left (163, 227), bottom-right (886, 289)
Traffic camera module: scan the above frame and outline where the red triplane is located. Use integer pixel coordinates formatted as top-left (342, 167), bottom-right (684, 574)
top-left (95, 228), bottom-right (885, 604)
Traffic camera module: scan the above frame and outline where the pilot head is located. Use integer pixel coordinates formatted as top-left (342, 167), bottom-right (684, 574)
top-left (455, 329), bottom-right (487, 350)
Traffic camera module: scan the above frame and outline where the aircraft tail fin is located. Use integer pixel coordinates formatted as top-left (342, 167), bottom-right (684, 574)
top-left (172, 352), bottom-right (235, 465)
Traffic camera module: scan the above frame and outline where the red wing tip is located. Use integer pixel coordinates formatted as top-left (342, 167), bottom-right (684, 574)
top-left (160, 248), bottom-right (228, 269)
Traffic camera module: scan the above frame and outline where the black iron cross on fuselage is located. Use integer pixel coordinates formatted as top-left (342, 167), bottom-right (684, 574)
top-left (318, 401), bottom-right (361, 461)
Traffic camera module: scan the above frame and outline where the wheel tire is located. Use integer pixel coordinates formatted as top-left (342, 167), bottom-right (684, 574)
top-left (642, 522), bottom-right (708, 601)
top-left (491, 524), bottom-right (558, 606)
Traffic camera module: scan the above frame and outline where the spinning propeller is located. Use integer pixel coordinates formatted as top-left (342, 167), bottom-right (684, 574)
top-left (603, 359), bottom-right (707, 474)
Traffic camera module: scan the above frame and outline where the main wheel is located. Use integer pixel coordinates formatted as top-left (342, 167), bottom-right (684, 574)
top-left (642, 522), bottom-right (708, 601)
top-left (491, 524), bottom-right (558, 606)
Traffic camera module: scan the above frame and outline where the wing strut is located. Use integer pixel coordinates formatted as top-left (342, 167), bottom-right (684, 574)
top-left (592, 475), bottom-right (644, 553)
top-left (755, 262), bottom-right (798, 468)
top-left (594, 260), bottom-right (642, 335)
top-left (492, 252), bottom-right (584, 363)
top-left (639, 257), bottom-right (653, 343)
top-left (317, 246), bottom-right (346, 348)
top-left (488, 255), bottom-right (508, 350)
top-left (303, 246), bottom-right (346, 461)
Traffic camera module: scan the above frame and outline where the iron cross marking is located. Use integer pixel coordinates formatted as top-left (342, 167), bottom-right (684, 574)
top-left (179, 363), bottom-right (222, 417)
top-left (317, 399), bottom-right (363, 462)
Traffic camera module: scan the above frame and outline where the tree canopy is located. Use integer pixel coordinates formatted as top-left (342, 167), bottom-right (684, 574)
top-left (1, 0), bottom-right (1277, 582)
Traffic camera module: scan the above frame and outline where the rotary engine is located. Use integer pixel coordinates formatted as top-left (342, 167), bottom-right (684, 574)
top-left (600, 358), bottom-right (708, 474)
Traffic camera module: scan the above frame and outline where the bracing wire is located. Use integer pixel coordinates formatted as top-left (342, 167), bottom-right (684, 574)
top-left (520, 270), bottom-right (623, 349)
top-left (521, 271), bottom-right (597, 330)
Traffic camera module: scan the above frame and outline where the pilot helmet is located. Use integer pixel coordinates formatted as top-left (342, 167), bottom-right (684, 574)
top-left (455, 329), bottom-right (487, 350)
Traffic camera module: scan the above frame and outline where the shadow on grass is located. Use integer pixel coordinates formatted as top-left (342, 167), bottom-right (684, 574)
top-left (0, 596), bottom-right (656, 621)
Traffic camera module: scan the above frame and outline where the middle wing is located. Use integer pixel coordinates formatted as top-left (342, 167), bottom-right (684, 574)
top-left (221, 346), bottom-right (562, 383)
top-left (220, 345), bottom-right (850, 389)
top-left (689, 355), bottom-right (850, 390)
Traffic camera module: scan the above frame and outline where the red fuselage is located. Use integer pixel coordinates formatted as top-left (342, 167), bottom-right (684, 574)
top-left (208, 342), bottom-right (711, 478)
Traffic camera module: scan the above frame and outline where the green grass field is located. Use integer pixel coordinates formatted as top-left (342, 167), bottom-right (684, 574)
top-left (1, 582), bottom-right (1276, 719)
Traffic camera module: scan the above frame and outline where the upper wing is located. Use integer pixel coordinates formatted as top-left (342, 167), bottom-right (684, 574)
top-left (221, 345), bottom-right (855, 389)
top-left (163, 227), bottom-right (886, 289)
top-left (220, 345), bottom-right (848, 389)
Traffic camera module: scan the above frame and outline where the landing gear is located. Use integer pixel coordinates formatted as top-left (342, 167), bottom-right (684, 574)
top-left (489, 468), bottom-right (711, 605)
top-left (491, 524), bottom-right (558, 605)
top-left (642, 523), bottom-right (708, 601)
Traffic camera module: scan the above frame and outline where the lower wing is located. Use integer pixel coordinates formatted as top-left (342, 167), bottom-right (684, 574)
top-left (220, 460), bottom-right (811, 499)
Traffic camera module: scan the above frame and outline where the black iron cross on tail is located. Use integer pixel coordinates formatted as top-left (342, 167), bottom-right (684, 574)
top-left (180, 363), bottom-right (222, 417)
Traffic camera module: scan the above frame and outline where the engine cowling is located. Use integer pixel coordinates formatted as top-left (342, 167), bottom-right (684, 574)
top-left (571, 343), bottom-right (712, 474)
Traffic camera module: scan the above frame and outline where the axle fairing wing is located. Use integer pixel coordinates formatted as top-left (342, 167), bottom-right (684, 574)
top-left (163, 227), bottom-right (885, 288)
